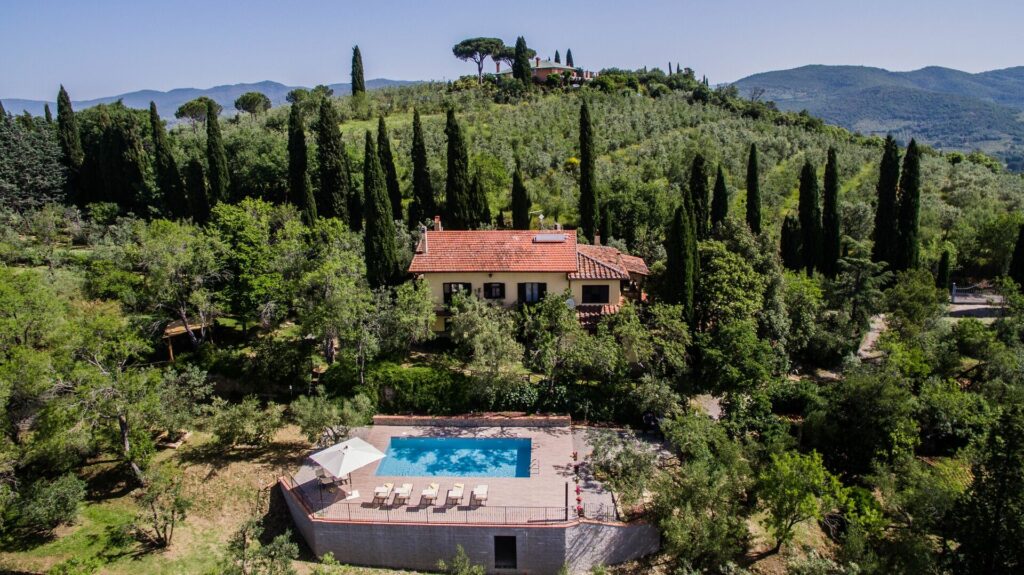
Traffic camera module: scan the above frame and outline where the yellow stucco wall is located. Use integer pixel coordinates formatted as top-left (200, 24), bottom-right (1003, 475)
top-left (419, 271), bottom-right (622, 331)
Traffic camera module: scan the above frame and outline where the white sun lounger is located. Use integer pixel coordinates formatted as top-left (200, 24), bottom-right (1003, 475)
top-left (372, 483), bottom-right (394, 504)
top-left (392, 483), bottom-right (413, 505)
top-left (471, 484), bottom-right (489, 505)
top-left (421, 482), bottom-right (440, 505)
top-left (446, 482), bottom-right (465, 506)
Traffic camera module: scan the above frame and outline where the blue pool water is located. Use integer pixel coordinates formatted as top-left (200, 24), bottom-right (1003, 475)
top-left (375, 437), bottom-right (531, 478)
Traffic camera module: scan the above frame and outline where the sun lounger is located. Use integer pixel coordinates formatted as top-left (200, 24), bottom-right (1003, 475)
top-left (421, 482), bottom-right (440, 505)
top-left (392, 483), bottom-right (413, 505)
top-left (446, 482), bottom-right (465, 506)
top-left (372, 483), bottom-right (394, 504)
top-left (471, 484), bottom-right (489, 505)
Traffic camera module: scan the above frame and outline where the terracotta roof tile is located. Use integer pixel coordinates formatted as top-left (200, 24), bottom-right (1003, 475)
top-left (569, 250), bottom-right (629, 280)
top-left (576, 304), bottom-right (621, 329)
top-left (576, 244), bottom-right (650, 277)
top-left (409, 230), bottom-right (578, 273)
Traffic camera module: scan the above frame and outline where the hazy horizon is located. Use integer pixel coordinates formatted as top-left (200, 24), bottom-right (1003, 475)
top-left (2, 0), bottom-right (1023, 101)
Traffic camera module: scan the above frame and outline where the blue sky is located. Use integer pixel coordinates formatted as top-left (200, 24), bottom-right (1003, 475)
top-left (2, 0), bottom-right (1022, 100)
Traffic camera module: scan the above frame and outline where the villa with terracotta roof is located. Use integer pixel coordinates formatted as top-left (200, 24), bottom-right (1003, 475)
top-left (496, 56), bottom-right (596, 82)
top-left (408, 218), bottom-right (649, 331)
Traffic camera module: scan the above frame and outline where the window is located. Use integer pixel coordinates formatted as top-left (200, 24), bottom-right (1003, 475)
top-left (581, 284), bottom-right (610, 304)
top-left (494, 536), bottom-right (517, 569)
top-left (483, 282), bottom-right (506, 300)
top-left (517, 282), bottom-right (547, 304)
top-left (443, 282), bottom-right (471, 304)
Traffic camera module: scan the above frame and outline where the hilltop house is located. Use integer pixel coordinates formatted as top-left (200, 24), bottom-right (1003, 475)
top-left (497, 57), bottom-right (596, 82)
top-left (408, 218), bottom-right (648, 331)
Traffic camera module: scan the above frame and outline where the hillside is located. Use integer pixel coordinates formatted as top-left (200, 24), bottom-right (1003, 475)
top-left (732, 65), bottom-right (1024, 170)
top-left (0, 78), bottom-right (416, 119)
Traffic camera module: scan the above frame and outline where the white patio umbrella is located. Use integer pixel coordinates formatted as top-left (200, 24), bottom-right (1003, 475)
top-left (310, 437), bottom-right (385, 480)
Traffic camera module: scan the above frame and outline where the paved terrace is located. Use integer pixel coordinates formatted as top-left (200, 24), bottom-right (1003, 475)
top-left (288, 419), bottom-right (617, 524)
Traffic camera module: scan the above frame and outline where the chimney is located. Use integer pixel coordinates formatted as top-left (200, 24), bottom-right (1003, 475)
top-left (535, 57), bottom-right (540, 67)
top-left (496, 61), bottom-right (500, 73)
top-left (433, 215), bottom-right (442, 231)
top-left (418, 224), bottom-right (428, 253)
top-left (594, 234), bottom-right (601, 246)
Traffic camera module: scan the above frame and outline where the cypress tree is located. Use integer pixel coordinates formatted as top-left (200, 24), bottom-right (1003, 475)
top-left (314, 99), bottom-right (349, 221)
top-left (746, 143), bottom-right (761, 234)
top-left (185, 158), bottom-right (211, 223)
top-left (554, 50), bottom-right (561, 64)
top-left (710, 165), bottom-right (728, 228)
top-left (44, 103), bottom-right (53, 124)
top-left (599, 203), bottom-right (612, 243)
top-left (664, 205), bottom-right (697, 323)
top-left (351, 45), bottom-right (366, 96)
top-left (408, 108), bottom-right (435, 227)
top-left (1009, 226), bottom-right (1024, 289)
top-left (688, 153), bottom-right (710, 239)
top-left (205, 99), bottom-right (229, 205)
top-left (149, 102), bottom-right (188, 219)
top-left (56, 85), bottom-right (84, 170)
top-left (513, 36), bottom-right (532, 87)
top-left (797, 160), bottom-right (822, 276)
top-left (511, 160), bottom-right (531, 230)
top-left (578, 100), bottom-right (598, 242)
top-left (566, 49), bottom-right (574, 68)
top-left (780, 214), bottom-right (802, 271)
top-left (444, 109), bottom-right (472, 229)
top-left (288, 103), bottom-right (317, 222)
top-left (872, 135), bottom-right (900, 266)
top-left (937, 249), bottom-right (952, 290)
top-left (377, 117), bottom-right (402, 222)
top-left (0, 100), bottom-right (6, 117)
top-left (362, 131), bottom-right (401, 288)
top-left (469, 169), bottom-right (490, 227)
top-left (894, 139), bottom-right (922, 271)
top-left (821, 147), bottom-right (841, 278)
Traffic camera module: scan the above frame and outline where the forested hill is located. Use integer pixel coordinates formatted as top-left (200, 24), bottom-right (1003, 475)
top-left (732, 65), bottom-right (1024, 170)
top-left (1, 78), bottom-right (415, 119)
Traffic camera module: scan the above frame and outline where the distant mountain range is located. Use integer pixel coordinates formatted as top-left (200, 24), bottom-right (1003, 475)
top-left (732, 65), bottom-right (1024, 170)
top-left (1, 78), bottom-right (417, 119)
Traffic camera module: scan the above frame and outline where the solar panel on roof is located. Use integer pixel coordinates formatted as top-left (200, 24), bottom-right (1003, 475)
top-left (533, 233), bottom-right (566, 243)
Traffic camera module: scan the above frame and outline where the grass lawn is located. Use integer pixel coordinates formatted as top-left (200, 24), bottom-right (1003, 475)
top-left (0, 426), bottom-right (421, 575)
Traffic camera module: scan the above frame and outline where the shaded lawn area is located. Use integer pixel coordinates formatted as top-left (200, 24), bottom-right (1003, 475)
top-left (0, 426), bottom-right (421, 574)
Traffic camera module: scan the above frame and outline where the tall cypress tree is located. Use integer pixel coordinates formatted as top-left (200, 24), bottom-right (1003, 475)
top-left (937, 249), bottom-right (952, 290)
top-left (408, 108), bottom-right (435, 227)
top-left (362, 131), bottom-right (401, 288)
top-left (513, 36), bottom-right (532, 87)
top-left (43, 103), bottom-right (53, 124)
top-left (511, 160), bottom-right (531, 230)
top-left (56, 85), bottom-right (84, 171)
top-left (377, 117), bottom-right (402, 221)
top-left (578, 100), bottom-right (598, 242)
top-left (821, 147), bottom-right (841, 278)
top-left (710, 165), bottom-right (729, 228)
top-left (599, 203), bottom-right (612, 243)
top-left (205, 99), bottom-right (229, 205)
top-left (0, 100), bottom-right (6, 117)
top-left (444, 109), bottom-right (472, 229)
top-left (149, 102), bottom-right (188, 219)
top-left (288, 103), bottom-right (317, 223)
top-left (314, 99), bottom-right (349, 221)
top-left (566, 49), bottom-right (574, 68)
top-left (351, 45), bottom-right (366, 96)
top-left (185, 158), bottom-right (211, 223)
top-left (780, 214), bottom-right (802, 271)
top-left (798, 160), bottom-right (822, 276)
top-left (746, 143), bottom-right (761, 234)
top-left (469, 169), bottom-right (490, 227)
top-left (872, 135), bottom-right (901, 267)
top-left (554, 50), bottom-right (561, 64)
top-left (894, 139), bottom-right (921, 271)
top-left (688, 154), bottom-right (710, 239)
top-left (1010, 227), bottom-right (1024, 289)
top-left (664, 204), bottom-right (697, 323)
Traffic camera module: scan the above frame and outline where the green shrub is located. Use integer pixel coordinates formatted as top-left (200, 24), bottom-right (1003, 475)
top-left (246, 336), bottom-right (311, 394)
top-left (206, 396), bottom-right (285, 448)
top-left (46, 557), bottom-right (102, 575)
top-left (321, 361), bottom-right (474, 415)
top-left (19, 474), bottom-right (85, 534)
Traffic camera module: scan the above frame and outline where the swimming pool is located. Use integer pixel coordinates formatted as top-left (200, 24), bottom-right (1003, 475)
top-left (374, 437), bottom-right (532, 478)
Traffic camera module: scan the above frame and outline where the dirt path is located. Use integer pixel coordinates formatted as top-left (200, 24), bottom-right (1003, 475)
top-left (857, 314), bottom-right (887, 360)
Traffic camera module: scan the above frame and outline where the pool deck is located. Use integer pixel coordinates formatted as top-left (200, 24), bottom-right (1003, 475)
top-left (291, 423), bottom-right (616, 523)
